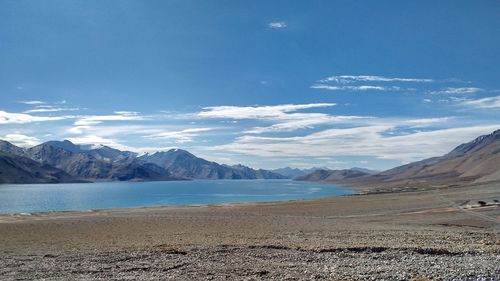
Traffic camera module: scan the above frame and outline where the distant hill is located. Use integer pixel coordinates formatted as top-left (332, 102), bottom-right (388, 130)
top-left (295, 168), bottom-right (372, 182)
top-left (0, 140), bottom-right (284, 183)
top-left (271, 167), bottom-right (330, 179)
top-left (299, 129), bottom-right (500, 192)
top-left (350, 167), bottom-right (378, 174)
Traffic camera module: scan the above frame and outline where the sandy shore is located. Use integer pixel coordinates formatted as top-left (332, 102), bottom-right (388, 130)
top-left (0, 183), bottom-right (499, 280)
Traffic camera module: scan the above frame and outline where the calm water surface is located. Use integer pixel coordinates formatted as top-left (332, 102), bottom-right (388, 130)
top-left (0, 179), bottom-right (354, 214)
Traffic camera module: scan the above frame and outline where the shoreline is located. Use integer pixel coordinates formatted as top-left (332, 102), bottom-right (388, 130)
top-left (0, 179), bottom-right (359, 217)
top-left (2, 179), bottom-right (492, 219)
top-left (0, 192), bottom-right (364, 223)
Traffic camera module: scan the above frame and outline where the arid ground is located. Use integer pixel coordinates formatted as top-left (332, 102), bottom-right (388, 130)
top-left (0, 183), bottom-right (499, 280)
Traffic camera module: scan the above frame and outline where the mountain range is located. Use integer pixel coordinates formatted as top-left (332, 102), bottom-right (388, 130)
top-left (1, 129), bottom-right (498, 187)
top-left (296, 129), bottom-right (500, 191)
top-left (0, 140), bottom-right (285, 184)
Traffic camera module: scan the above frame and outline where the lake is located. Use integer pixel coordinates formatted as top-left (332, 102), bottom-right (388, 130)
top-left (0, 179), bottom-right (354, 214)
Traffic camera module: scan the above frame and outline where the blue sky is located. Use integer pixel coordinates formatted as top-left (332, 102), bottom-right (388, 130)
top-left (1, 0), bottom-right (499, 170)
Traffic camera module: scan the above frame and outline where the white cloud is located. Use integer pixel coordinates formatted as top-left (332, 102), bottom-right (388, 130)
top-left (24, 106), bottom-right (81, 113)
top-left (114, 111), bottom-right (140, 115)
top-left (310, 85), bottom-right (401, 91)
top-left (311, 75), bottom-right (429, 92)
top-left (67, 126), bottom-right (92, 134)
top-left (73, 112), bottom-right (144, 126)
top-left (269, 21), bottom-right (287, 29)
top-left (66, 124), bottom-right (165, 137)
top-left (429, 87), bottom-right (483, 95)
top-left (144, 128), bottom-right (213, 143)
top-left (205, 125), bottom-right (500, 163)
top-left (403, 117), bottom-right (453, 127)
top-left (244, 115), bottom-right (371, 134)
top-left (311, 75), bottom-right (486, 95)
top-left (2, 134), bottom-right (41, 147)
top-left (18, 100), bottom-right (45, 105)
top-left (354, 85), bottom-right (390, 91)
top-left (310, 85), bottom-right (342, 91)
top-left (66, 135), bottom-right (135, 152)
top-left (198, 103), bottom-right (335, 120)
top-left (459, 95), bottom-right (500, 109)
top-left (0, 110), bottom-right (69, 124)
top-left (319, 75), bottom-right (433, 84)
top-left (197, 103), bottom-right (343, 134)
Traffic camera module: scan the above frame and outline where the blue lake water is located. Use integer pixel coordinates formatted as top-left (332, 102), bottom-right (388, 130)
top-left (0, 179), bottom-right (354, 214)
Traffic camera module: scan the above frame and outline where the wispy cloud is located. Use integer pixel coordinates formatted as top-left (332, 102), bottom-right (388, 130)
top-left (198, 103), bottom-right (335, 120)
top-left (312, 75), bottom-right (433, 92)
top-left (206, 125), bottom-right (499, 163)
top-left (24, 105), bottom-right (81, 113)
top-left (0, 110), bottom-right (69, 124)
top-left (74, 112), bottom-right (145, 126)
top-left (66, 135), bottom-right (135, 152)
top-left (2, 134), bottom-right (41, 147)
top-left (318, 75), bottom-right (434, 84)
top-left (429, 87), bottom-right (483, 95)
top-left (269, 21), bottom-right (287, 29)
top-left (244, 115), bottom-right (371, 134)
top-left (114, 111), bottom-right (140, 115)
top-left (18, 100), bottom-right (46, 105)
top-left (310, 85), bottom-right (401, 91)
top-left (144, 128), bottom-right (213, 143)
top-left (311, 75), bottom-right (488, 96)
top-left (403, 117), bottom-right (453, 127)
top-left (198, 103), bottom-right (342, 134)
top-left (459, 95), bottom-right (500, 109)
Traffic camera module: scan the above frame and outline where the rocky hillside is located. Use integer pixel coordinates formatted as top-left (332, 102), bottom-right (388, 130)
top-left (0, 151), bottom-right (78, 184)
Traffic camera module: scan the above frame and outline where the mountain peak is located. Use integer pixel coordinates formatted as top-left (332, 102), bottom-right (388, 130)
top-left (447, 129), bottom-right (500, 157)
top-left (166, 148), bottom-right (195, 157)
top-left (40, 140), bottom-right (82, 153)
top-left (167, 148), bottom-right (188, 153)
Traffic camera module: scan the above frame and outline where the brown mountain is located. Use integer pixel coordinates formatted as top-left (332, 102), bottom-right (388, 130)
top-left (321, 129), bottom-right (500, 191)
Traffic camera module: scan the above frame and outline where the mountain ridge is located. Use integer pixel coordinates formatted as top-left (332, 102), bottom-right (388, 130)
top-left (138, 149), bottom-right (286, 180)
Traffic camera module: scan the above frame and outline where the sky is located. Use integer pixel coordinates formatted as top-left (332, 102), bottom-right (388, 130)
top-left (1, 0), bottom-right (499, 170)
